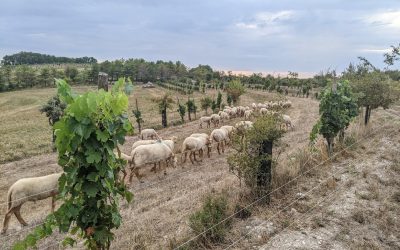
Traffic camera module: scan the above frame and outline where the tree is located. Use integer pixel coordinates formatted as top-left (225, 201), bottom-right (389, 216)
top-left (177, 99), bottom-right (186, 123)
top-left (65, 66), bottom-right (79, 83)
top-left (226, 79), bottom-right (245, 105)
top-left (351, 71), bottom-right (398, 125)
top-left (310, 81), bottom-right (359, 155)
top-left (227, 94), bottom-right (233, 106)
top-left (216, 91), bottom-right (222, 109)
top-left (384, 43), bottom-right (400, 67)
top-left (15, 78), bottom-right (133, 250)
top-left (211, 100), bottom-right (218, 113)
top-left (39, 96), bottom-right (67, 143)
top-left (186, 98), bottom-right (197, 121)
top-left (38, 67), bottom-right (54, 87)
top-left (133, 99), bottom-right (144, 133)
top-left (228, 115), bottom-right (283, 202)
top-left (200, 96), bottom-right (213, 115)
top-left (152, 92), bottom-right (174, 128)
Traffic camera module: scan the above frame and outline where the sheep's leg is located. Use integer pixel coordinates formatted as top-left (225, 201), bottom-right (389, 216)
top-left (150, 163), bottom-right (157, 173)
top-left (1, 209), bottom-right (14, 234)
top-left (217, 143), bottom-right (221, 155)
top-left (121, 169), bottom-right (127, 183)
top-left (221, 142), bottom-right (225, 153)
top-left (189, 152), bottom-right (195, 164)
top-left (51, 196), bottom-right (56, 212)
top-left (182, 152), bottom-right (187, 163)
top-left (193, 151), bottom-right (198, 162)
top-left (132, 168), bottom-right (144, 183)
top-left (14, 205), bottom-right (28, 226)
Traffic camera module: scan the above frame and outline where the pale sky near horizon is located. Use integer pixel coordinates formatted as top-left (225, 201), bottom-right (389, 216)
top-left (0, 0), bottom-right (399, 74)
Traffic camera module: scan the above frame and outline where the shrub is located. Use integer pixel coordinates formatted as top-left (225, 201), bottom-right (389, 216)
top-left (189, 194), bottom-right (231, 247)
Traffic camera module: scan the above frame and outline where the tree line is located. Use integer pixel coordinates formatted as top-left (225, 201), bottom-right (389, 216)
top-left (1, 51), bottom-right (97, 65)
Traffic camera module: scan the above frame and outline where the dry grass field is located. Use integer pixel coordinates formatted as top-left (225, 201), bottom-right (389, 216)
top-left (0, 85), bottom-right (399, 249)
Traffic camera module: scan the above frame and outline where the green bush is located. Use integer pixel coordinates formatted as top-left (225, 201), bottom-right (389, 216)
top-left (189, 194), bottom-right (231, 247)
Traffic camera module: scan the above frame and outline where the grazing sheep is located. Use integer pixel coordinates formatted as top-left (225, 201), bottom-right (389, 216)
top-left (1, 173), bottom-right (62, 234)
top-left (199, 116), bottom-right (212, 128)
top-left (235, 121), bottom-right (254, 131)
top-left (129, 143), bottom-right (177, 183)
top-left (281, 114), bottom-right (294, 130)
top-left (210, 114), bottom-right (221, 127)
top-left (230, 107), bottom-right (238, 117)
top-left (129, 137), bottom-right (177, 175)
top-left (220, 125), bottom-right (235, 144)
top-left (252, 103), bottom-right (257, 110)
top-left (210, 128), bottom-right (229, 154)
top-left (220, 111), bottom-right (230, 121)
top-left (282, 100), bottom-right (292, 108)
top-left (244, 110), bottom-right (253, 119)
top-left (181, 135), bottom-right (212, 164)
top-left (259, 107), bottom-right (269, 115)
top-left (140, 129), bottom-right (160, 140)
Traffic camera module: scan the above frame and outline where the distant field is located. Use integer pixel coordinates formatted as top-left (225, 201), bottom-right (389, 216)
top-left (0, 86), bottom-right (95, 163)
top-left (0, 84), bottom-right (270, 163)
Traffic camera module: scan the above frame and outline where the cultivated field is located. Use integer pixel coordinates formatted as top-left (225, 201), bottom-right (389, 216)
top-left (0, 86), bottom-right (399, 249)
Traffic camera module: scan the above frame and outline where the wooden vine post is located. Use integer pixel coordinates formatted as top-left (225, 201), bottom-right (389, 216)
top-left (98, 72), bottom-right (109, 91)
top-left (135, 98), bottom-right (142, 133)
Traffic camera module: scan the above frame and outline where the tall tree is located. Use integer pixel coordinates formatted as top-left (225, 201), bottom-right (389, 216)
top-left (200, 96), bottom-right (213, 115)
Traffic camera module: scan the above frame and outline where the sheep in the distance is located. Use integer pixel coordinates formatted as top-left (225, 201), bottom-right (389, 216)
top-left (281, 114), bottom-right (294, 130)
top-left (210, 114), bottom-right (221, 127)
top-left (1, 173), bottom-right (62, 234)
top-left (199, 116), bottom-right (212, 128)
top-left (244, 110), bottom-right (253, 119)
top-left (219, 111), bottom-right (230, 121)
top-left (140, 128), bottom-right (160, 140)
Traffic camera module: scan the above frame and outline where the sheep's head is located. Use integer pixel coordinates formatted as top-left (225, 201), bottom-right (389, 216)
top-left (170, 136), bottom-right (178, 143)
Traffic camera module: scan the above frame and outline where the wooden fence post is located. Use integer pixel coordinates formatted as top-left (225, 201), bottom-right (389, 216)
top-left (98, 72), bottom-right (109, 91)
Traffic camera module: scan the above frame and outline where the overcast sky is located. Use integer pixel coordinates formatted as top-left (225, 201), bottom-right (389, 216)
top-left (1, 0), bottom-right (399, 74)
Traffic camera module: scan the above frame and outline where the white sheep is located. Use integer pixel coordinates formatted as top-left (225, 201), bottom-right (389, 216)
top-left (210, 114), bottom-right (221, 127)
top-left (281, 114), bottom-right (294, 130)
top-left (210, 128), bottom-right (229, 154)
top-left (140, 129), bottom-right (160, 140)
top-left (220, 125), bottom-right (235, 144)
top-left (235, 121), bottom-right (254, 131)
top-left (129, 142), bottom-right (177, 183)
top-left (252, 103), bottom-right (257, 110)
top-left (1, 173), bottom-right (62, 234)
top-left (219, 111), bottom-right (230, 121)
top-left (181, 135), bottom-right (211, 164)
top-left (199, 116), bottom-right (212, 128)
top-left (259, 107), bottom-right (268, 115)
top-left (244, 110), bottom-right (253, 119)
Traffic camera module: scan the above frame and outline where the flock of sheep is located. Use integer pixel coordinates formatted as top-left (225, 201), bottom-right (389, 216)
top-left (1, 99), bottom-right (293, 234)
